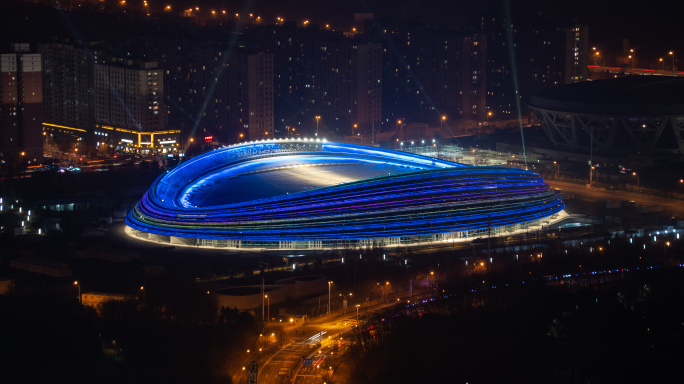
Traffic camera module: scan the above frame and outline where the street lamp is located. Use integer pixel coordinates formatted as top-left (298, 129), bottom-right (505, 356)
top-left (554, 161), bottom-right (560, 180)
top-left (265, 294), bottom-right (270, 322)
top-left (633, 172), bottom-right (639, 188)
top-left (441, 115), bottom-right (446, 128)
top-left (140, 286), bottom-right (145, 301)
top-left (670, 51), bottom-right (675, 73)
top-left (74, 281), bottom-right (81, 304)
top-left (355, 304), bottom-right (360, 321)
top-left (384, 281), bottom-right (389, 302)
top-left (315, 116), bottom-right (321, 137)
top-left (660, 58), bottom-right (665, 70)
top-left (328, 281), bottom-right (333, 316)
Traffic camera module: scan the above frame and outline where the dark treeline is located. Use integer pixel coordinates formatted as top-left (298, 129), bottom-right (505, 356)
top-left (346, 266), bottom-right (684, 383)
top-left (0, 280), bottom-right (258, 384)
top-left (341, 233), bottom-right (684, 383)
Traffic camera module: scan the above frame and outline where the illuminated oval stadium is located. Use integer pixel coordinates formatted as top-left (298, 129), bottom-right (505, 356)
top-left (125, 139), bottom-right (564, 250)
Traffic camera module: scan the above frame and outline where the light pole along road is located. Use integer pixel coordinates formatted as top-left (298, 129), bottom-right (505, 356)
top-left (243, 290), bottom-right (426, 384)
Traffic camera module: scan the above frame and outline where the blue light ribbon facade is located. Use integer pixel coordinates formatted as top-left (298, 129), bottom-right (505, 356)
top-left (126, 140), bottom-right (564, 242)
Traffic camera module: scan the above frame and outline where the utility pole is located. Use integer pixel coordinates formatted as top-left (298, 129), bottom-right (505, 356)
top-left (589, 126), bottom-right (594, 188)
top-left (488, 214), bottom-right (491, 260)
top-left (261, 262), bottom-right (265, 323)
top-left (328, 281), bottom-right (333, 316)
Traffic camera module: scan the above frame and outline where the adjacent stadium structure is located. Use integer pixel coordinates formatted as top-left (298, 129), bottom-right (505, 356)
top-left (529, 76), bottom-right (684, 154)
top-left (125, 139), bottom-right (564, 250)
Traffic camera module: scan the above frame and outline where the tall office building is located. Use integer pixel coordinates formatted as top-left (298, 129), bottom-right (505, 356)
top-left (0, 44), bottom-right (43, 166)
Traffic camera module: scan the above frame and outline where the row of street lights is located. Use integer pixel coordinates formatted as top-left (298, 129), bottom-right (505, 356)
top-left (593, 47), bottom-right (676, 71)
top-left (258, 279), bottom-right (400, 323)
top-left (73, 281), bottom-right (147, 305)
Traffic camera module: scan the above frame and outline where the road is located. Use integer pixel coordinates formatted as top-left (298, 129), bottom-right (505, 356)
top-left (548, 181), bottom-right (684, 216)
top-left (235, 293), bottom-right (416, 384)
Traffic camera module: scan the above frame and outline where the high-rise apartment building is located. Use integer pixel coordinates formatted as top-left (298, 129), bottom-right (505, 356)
top-left (0, 44), bottom-right (43, 166)
top-left (93, 60), bottom-right (166, 132)
top-left (355, 42), bottom-right (383, 140)
top-left (245, 24), bottom-right (381, 138)
top-left (565, 24), bottom-right (589, 84)
top-left (39, 39), bottom-right (100, 134)
top-left (247, 52), bottom-right (274, 140)
top-left (479, 15), bottom-right (589, 119)
top-left (460, 35), bottom-right (487, 123)
top-left (147, 36), bottom-right (273, 144)
top-left (374, 22), bottom-right (486, 127)
top-left (91, 59), bottom-right (171, 152)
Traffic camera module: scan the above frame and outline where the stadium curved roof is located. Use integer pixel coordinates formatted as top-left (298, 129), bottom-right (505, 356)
top-left (529, 76), bottom-right (684, 115)
top-left (125, 140), bottom-right (564, 244)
